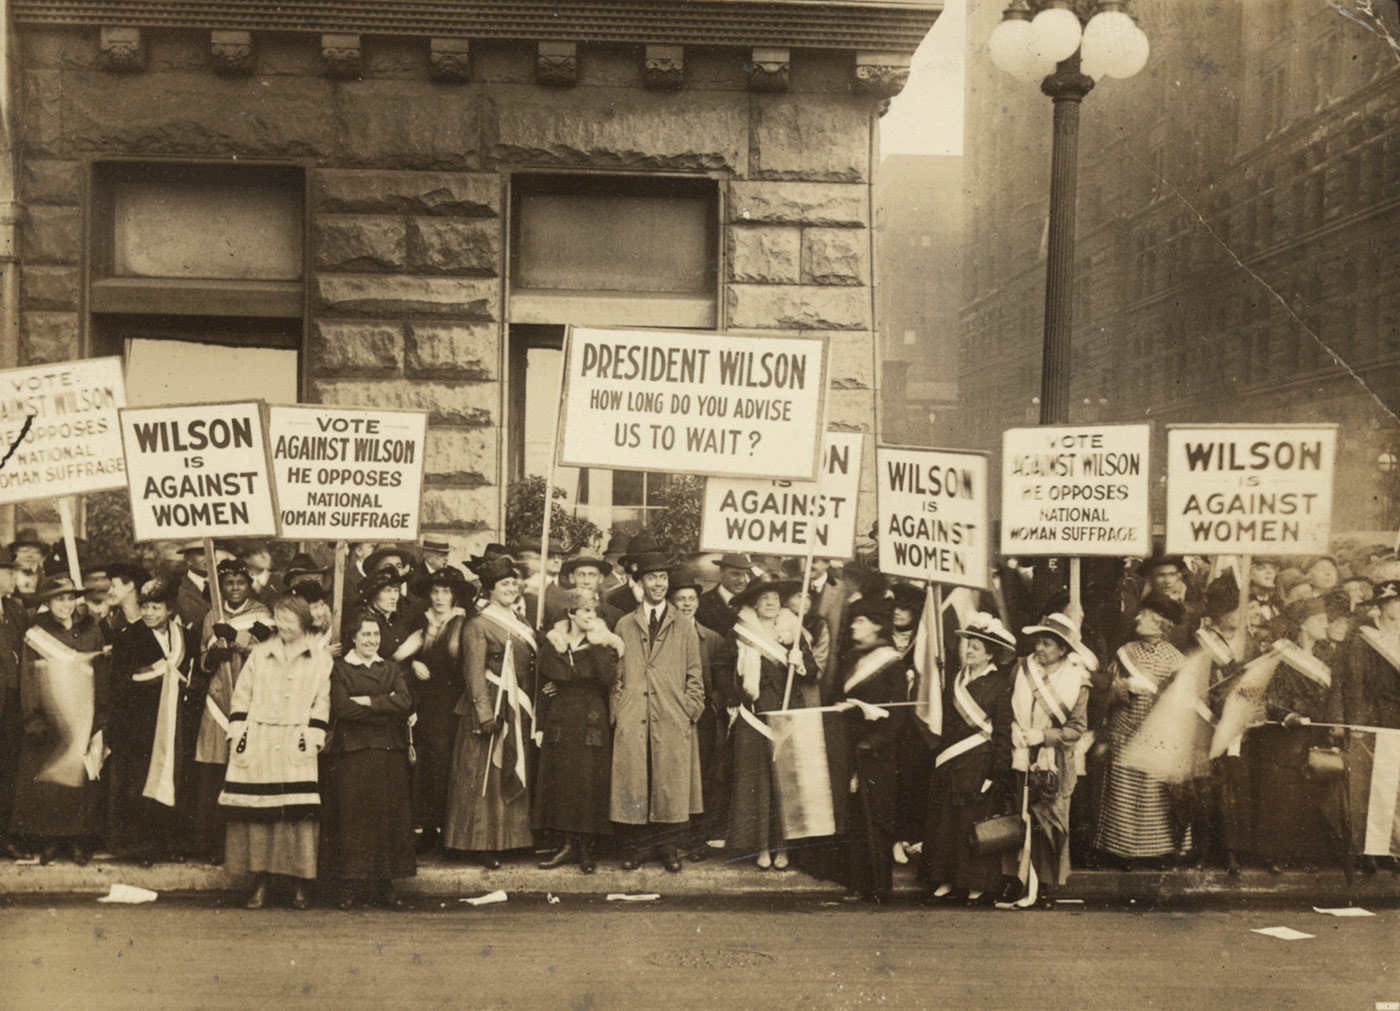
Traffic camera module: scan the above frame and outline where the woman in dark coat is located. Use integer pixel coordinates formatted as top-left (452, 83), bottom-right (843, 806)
top-left (922, 612), bottom-right (1016, 906)
top-left (106, 577), bottom-right (192, 865)
top-left (351, 570), bottom-right (417, 662)
top-left (532, 588), bottom-right (623, 874)
top-left (322, 612), bottom-right (416, 909)
top-left (396, 568), bottom-right (476, 855)
top-left (9, 578), bottom-right (108, 864)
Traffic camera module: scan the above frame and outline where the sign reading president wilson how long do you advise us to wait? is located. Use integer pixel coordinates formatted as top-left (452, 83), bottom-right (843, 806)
top-left (119, 402), bottom-right (278, 542)
top-left (268, 405), bottom-right (427, 542)
top-left (1165, 424), bottom-right (1336, 556)
top-left (559, 327), bottom-right (828, 481)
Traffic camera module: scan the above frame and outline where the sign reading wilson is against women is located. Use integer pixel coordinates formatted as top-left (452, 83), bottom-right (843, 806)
top-left (559, 326), bottom-right (828, 480)
top-left (876, 445), bottom-right (989, 591)
top-left (0, 357), bottom-right (127, 504)
top-left (268, 405), bottom-right (427, 541)
top-left (119, 401), bottom-right (277, 541)
top-left (1001, 424), bottom-right (1152, 557)
top-left (1165, 424), bottom-right (1336, 555)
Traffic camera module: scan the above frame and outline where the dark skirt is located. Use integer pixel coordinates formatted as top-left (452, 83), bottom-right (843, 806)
top-left (531, 707), bottom-right (614, 836)
top-left (727, 715), bottom-right (783, 854)
top-left (106, 751), bottom-right (177, 858)
top-left (1247, 726), bottom-right (1342, 863)
top-left (8, 728), bottom-right (105, 839)
top-left (321, 748), bottom-right (416, 881)
top-left (923, 755), bottom-right (1005, 893)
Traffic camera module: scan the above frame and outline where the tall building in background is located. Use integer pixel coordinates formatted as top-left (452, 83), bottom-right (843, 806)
top-left (960, 0), bottom-right (1400, 532)
top-left (876, 153), bottom-right (963, 446)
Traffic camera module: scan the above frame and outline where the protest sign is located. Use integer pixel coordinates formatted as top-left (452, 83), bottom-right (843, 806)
top-left (0, 357), bottom-right (127, 504)
top-left (1165, 424), bottom-right (1336, 555)
top-left (1001, 424), bottom-right (1152, 557)
top-left (268, 405), bottom-right (427, 541)
top-left (559, 326), bottom-right (828, 480)
top-left (700, 432), bottom-right (863, 559)
top-left (119, 401), bottom-right (277, 541)
top-left (876, 445), bottom-right (989, 590)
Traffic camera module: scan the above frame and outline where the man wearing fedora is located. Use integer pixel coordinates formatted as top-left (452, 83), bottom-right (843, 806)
top-left (550, 556), bottom-right (623, 630)
top-left (696, 553), bottom-right (754, 640)
top-left (611, 551), bottom-right (705, 872)
top-left (604, 533), bottom-right (660, 616)
top-left (0, 547), bottom-right (27, 858)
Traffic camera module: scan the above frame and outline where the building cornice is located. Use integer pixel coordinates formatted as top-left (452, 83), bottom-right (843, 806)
top-left (10, 0), bottom-right (940, 54)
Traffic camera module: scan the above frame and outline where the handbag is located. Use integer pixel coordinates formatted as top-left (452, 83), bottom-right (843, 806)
top-left (1305, 746), bottom-right (1343, 779)
top-left (969, 812), bottom-right (1024, 857)
top-left (1027, 767), bottom-right (1060, 804)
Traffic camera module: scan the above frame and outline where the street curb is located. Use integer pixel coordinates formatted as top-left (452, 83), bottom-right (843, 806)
top-left (4, 856), bottom-right (1399, 907)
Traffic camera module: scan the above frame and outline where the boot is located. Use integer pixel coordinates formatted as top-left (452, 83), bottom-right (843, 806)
top-left (415, 827), bottom-right (440, 855)
top-left (538, 839), bottom-right (576, 869)
top-left (246, 876), bottom-right (269, 910)
top-left (577, 836), bottom-right (596, 875)
top-left (292, 881), bottom-right (310, 910)
top-left (378, 880), bottom-right (406, 910)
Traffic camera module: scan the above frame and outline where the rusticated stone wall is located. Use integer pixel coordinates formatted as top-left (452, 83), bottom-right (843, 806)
top-left (12, 28), bottom-right (884, 550)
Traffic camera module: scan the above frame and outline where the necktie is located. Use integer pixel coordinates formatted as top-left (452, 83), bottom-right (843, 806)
top-left (648, 607), bottom-right (661, 642)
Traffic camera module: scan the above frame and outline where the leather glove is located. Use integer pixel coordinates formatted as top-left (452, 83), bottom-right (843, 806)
top-left (212, 623), bottom-right (237, 642)
top-left (248, 622), bottom-right (275, 643)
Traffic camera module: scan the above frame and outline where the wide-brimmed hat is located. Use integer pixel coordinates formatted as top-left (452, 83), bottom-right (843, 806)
top-left (106, 562), bottom-right (151, 588)
top-left (35, 576), bottom-right (83, 602)
top-left (476, 555), bottom-right (523, 592)
top-left (955, 612), bottom-right (1017, 652)
top-left (1136, 592), bottom-right (1185, 626)
top-left (716, 552), bottom-right (753, 572)
top-left (847, 595), bottom-right (894, 629)
top-left (1022, 612), bottom-right (1098, 669)
top-left (732, 578), bottom-right (801, 611)
top-left (289, 581), bottom-right (328, 606)
top-left (358, 569), bottom-right (403, 602)
top-left (466, 543), bottom-right (510, 574)
top-left (620, 533), bottom-right (660, 567)
top-left (629, 551), bottom-right (672, 577)
top-left (561, 555), bottom-right (609, 579)
top-left (363, 546), bottom-right (415, 575)
top-left (137, 577), bottom-right (179, 606)
top-left (1138, 553), bottom-right (1186, 578)
top-left (10, 529), bottom-right (47, 554)
top-left (1375, 579), bottom-right (1400, 603)
top-left (890, 581), bottom-right (926, 613)
top-left (284, 552), bottom-right (331, 585)
top-left (408, 566), bottom-right (478, 607)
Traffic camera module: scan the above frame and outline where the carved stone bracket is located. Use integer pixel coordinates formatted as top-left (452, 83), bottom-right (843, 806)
top-left (853, 51), bottom-right (910, 100)
top-left (642, 44), bottom-right (684, 90)
top-left (536, 41), bottom-right (578, 87)
top-left (98, 27), bottom-right (144, 72)
top-left (210, 30), bottom-right (254, 76)
top-left (747, 47), bottom-right (790, 92)
top-left (321, 33), bottom-right (362, 79)
top-left (429, 37), bottom-right (471, 82)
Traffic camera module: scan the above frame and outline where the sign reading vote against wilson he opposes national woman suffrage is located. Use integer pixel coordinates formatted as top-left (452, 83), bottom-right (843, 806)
top-left (1165, 424), bottom-right (1337, 556)
top-left (1000, 423), bottom-right (1152, 557)
top-left (0, 357), bottom-right (128, 504)
top-left (119, 401), bottom-right (278, 542)
top-left (559, 326), bottom-right (828, 481)
top-left (268, 405), bottom-right (428, 541)
top-left (876, 445), bottom-right (990, 591)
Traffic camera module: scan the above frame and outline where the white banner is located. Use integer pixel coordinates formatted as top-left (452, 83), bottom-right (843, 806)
top-left (559, 326), bottom-right (828, 480)
top-left (268, 405), bottom-right (427, 542)
top-left (1001, 424), bottom-right (1152, 557)
top-left (1165, 424), bottom-right (1336, 556)
top-left (876, 445), bottom-right (989, 590)
top-left (119, 401), bottom-right (277, 542)
top-left (700, 432), bottom-right (863, 559)
top-left (0, 357), bottom-right (127, 504)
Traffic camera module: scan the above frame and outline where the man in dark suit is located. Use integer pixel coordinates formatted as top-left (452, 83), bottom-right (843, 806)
top-left (546, 556), bottom-right (623, 629)
top-left (0, 548), bottom-right (28, 857)
top-left (670, 579), bottom-right (733, 859)
top-left (604, 533), bottom-right (659, 615)
top-left (696, 553), bottom-right (754, 639)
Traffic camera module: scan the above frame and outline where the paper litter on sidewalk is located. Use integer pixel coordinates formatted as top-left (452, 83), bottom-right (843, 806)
top-left (97, 884), bottom-right (158, 904)
top-left (1313, 906), bottom-right (1374, 917)
top-left (1251, 926), bottom-right (1313, 940)
top-left (13, 857), bottom-right (40, 866)
top-left (606, 893), bottom-right (660, 902)
top-left (458, 890), bottom-right (507, 906)
top-left (546, 893), bottom-right (561, 905)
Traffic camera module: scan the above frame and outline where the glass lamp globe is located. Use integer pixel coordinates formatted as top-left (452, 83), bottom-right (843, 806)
top-left (1030, 6), bottom-right (1083, 65)
top-left (988, 16), bottom-right (1038, 81)
top-left (1081, 10), bottom-right (1150, 79)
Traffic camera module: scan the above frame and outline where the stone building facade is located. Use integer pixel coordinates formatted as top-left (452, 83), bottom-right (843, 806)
top-left (958, 0), bottom-right (1400, 532)
top-left (1, 0), bottom-right (940, 549)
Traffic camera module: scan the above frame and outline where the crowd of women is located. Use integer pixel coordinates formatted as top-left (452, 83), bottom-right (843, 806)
top-left (0, 527), bottom-right (1396, 910)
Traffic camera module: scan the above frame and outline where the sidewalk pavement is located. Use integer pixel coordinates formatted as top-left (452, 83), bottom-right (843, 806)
top-left (4, 850), bottom-right (1400, 907)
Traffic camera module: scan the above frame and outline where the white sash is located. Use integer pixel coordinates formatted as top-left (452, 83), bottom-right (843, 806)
top-left (843, 645), bottom-right (902, 694)
top-left (734, 620), bottom-right (790, 667)
top-left (142, 623), bottom-right (187, 808)
top-left (1360, 626), bottom-right (1400, 675)
top-left (1024, 656), bottom-right (1070, 726)
top-left (1115, 645), bottom-right (1161, 697)
top-left (738, 704), bottom-right (774, 741)
top-left (936, 667), bottom-right (996, 768)
top-left (478, 606), bottom-right (538, 654)
top-left (1195, 627), bottom-right (1235, 667)
top-left (1273, 638), bottom-right (1332, 688)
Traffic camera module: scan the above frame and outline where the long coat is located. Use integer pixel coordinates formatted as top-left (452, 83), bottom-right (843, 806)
top-left (193, 599), bottom-right (272, 765)
top-left (217, 636), bottom-right (332, 823)
top-left (1349, 625), bottom-right (1400, 729)
top-left (611, 604), bottom-right (705, 825)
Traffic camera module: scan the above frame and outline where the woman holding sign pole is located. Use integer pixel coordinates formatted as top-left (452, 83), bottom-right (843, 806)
top-left (218, 594), bottom-right (332, 910)
top-left (442, 556), bottom-right (537, 867)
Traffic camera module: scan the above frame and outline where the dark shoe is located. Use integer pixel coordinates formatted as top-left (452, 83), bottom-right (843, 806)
top-left (859, 892), bottom-right (887, 905)
top-left (920, 888), bottom-right (964, 907)
top-left (621, 856), bottom-right (641, 871)
top-left (292, 884), bottom-right (309, 910)
top-left (39, 844), bottom-right (61, 866)
top-left (481, 854), bottom-right (501, 870)
top-left (966, 892), bottom-right (997, 908)
top-left (1226, 854), bottom-right (1242, 878)
top-left (662, 847), bottom-right (683, 873)
top-left (0, 837), bottom-right (27, 860)
top-left (688, 846), bottom-right (710, 863)
top-left (71, 842), bottom-right (91, 867)
top-left (538, 841), bottom-right (576, 869)
top-left (246, 882), bottom-right (268, 910)
top-left (577, 838), bottom-right (596, 875)
top-left (378, 882), bottom-right (406, 910)
top-left (415, 829), bottom-right (440, 855)
top-left (1034, 894), bottom-right (1057, 910)
top-left (337, 890), bottom-right (356, 911)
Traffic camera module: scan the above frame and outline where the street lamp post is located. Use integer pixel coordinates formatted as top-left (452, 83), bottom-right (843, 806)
top-left (987, 0), bottom-right (1149, 425)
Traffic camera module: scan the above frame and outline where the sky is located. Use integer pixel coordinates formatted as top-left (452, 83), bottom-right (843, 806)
top-left (880, 0), bottom-right (966, 160)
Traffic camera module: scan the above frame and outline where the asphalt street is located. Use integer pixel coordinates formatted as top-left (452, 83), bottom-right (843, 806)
top-left (3, 894), bottom-right (1397, 1010)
